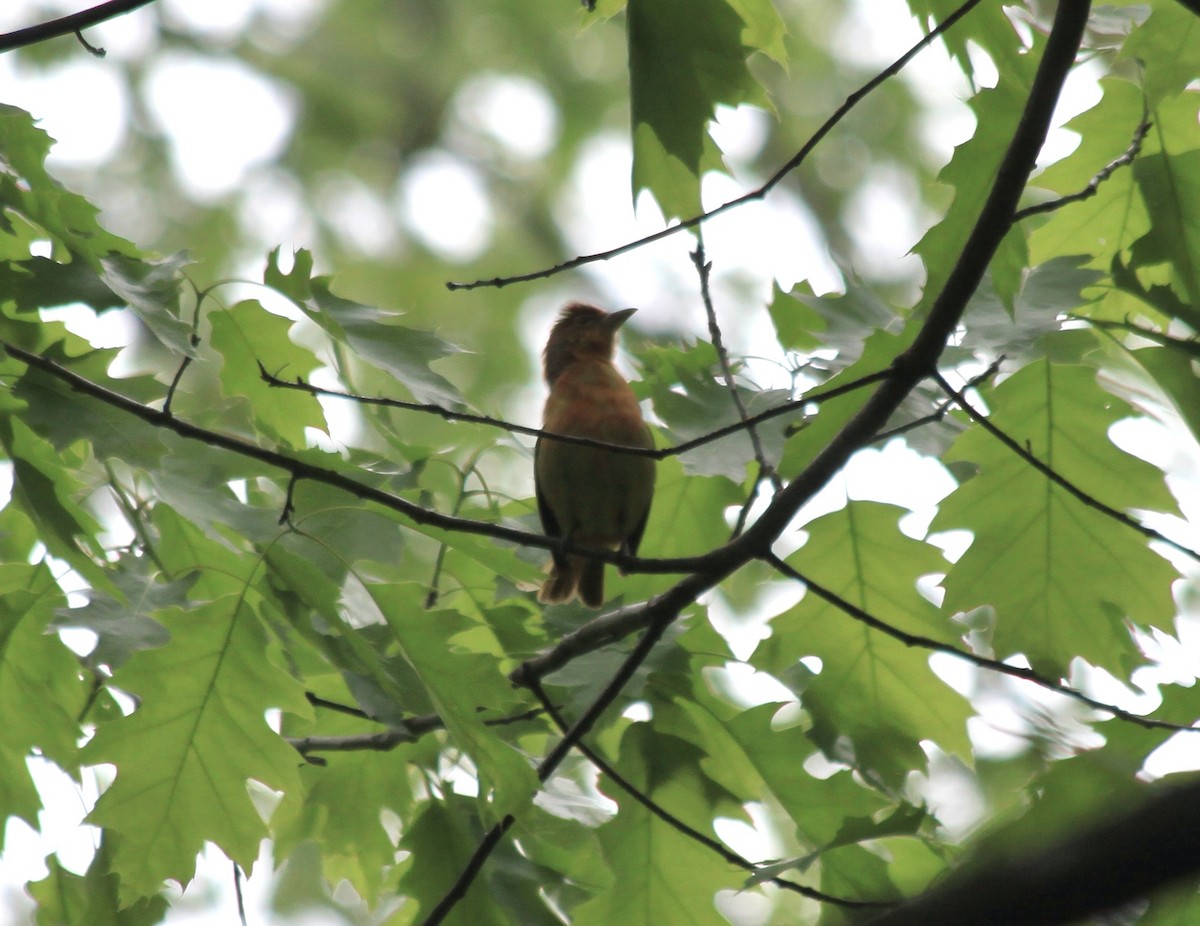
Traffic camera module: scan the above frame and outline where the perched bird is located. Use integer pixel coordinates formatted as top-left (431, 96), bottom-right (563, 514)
top-left (535, 303), bottom-right (655, 608)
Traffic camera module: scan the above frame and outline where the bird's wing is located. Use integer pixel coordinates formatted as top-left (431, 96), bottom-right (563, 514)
top-left (533, 437), bottom-right (563, 541)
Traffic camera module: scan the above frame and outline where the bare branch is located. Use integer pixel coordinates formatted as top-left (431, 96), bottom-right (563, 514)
top-left (260, 360), bottom-right (889, 460)
top-left (0, 0), bottom-right (157, 54)
top-left (690, 235), bottom-right (782, 541)
top-left (1014, 108), bottom-right (1151, 221)
top-left (444, 0), bottom-right (987, 291)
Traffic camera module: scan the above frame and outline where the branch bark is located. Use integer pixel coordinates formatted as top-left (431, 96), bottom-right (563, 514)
top-left (0, 0), bottom-right (157, 53)
top-left (864, 778), bottom-right (1200, 926)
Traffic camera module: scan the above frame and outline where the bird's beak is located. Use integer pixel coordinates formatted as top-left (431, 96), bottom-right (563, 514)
top-left (607, 307), bottom-right (637, 329)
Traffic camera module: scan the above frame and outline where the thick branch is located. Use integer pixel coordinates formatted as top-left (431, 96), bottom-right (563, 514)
top-left (864, 778), bottom-right (1200, 926)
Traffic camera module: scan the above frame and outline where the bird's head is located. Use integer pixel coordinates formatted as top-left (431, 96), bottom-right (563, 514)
top-left (542, 303), bottom-right (637, 384)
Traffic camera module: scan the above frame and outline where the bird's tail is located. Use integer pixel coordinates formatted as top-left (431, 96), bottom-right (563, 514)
top-left (539, 555), bottom-right (604, 609)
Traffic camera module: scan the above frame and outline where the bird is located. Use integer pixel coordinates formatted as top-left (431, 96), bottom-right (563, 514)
top-left (535, 303), bottom-right (655, 608)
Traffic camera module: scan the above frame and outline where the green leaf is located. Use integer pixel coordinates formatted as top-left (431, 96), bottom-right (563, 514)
top-left (627, 0), bottom-right (771, 218)
top-left (914, 51), bottom-right (1035, 310)
top-left (369, 584), bottom-right (538, 821)
top-left (1122, 2), bottom-right (1200, 104)
top-left (99, 254), bottom-right (197, 358)
top-left (573, 724), bottom-right (743, 926)
top-left (1028, 78), bottom-right (1150, 272)
top-left (0, 104), bottom-right (139, 265)
top-left (265, 248), bottom-right (465, 406)
top-left (53, 560), bottom-right (190, 670)
top-left (0, 256), bottom-right (124, 314)
top-left (759, 502), bottom-right (971, 784)
top-left (83, 596), bottom-right (309, 902)
top-left (934, 357), bottom-right (1179, 678)
top-left (0, 417), bottom-right (115, 596)
top-left (210, 299), bottom-right (325, 447)
top-left (0, 563), bottom-right (84, 838)
top-left (27, 838), bottom-right (170, 926)
top-left (1129, 151), bottom-right (1200, 313)
top-left (399, 794), bottom-right (565, 926)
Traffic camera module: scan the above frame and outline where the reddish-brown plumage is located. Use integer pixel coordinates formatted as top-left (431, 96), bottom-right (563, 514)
top-left (535, 303), bottom-right (655, 608)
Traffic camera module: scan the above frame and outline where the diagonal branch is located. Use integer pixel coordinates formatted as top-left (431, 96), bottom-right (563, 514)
top-left (933, 371), bottom-right (1200, 564)
top-left (0, 0), bottom-right (157, 53)
top-left (765, 554), bottom-right (1198, 735)
top-left (524, 678), bottom-right (893, 910)
top-left (444, 0), bottom-right (987, 291)
top-left (863, 777), bottom-right (1200, 926)
top-left (1014, 107), bottom-right (1151, 222)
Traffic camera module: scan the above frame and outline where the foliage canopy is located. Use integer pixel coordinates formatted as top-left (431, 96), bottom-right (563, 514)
top-left (2, 0), bottom-right (1200, 923)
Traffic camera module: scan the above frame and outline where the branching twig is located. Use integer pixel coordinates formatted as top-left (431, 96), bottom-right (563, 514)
top-left (1071, 314), bottom-right (1200, 358)
top-left (444, 0), bottom-right (987, 291)
top-left (525, 678), bottom-right (892, 909)
top-left (260, 361), bottom-right (889, 460)
top-left (0, 0), bottom-right (157, 53)
top-left (1014, 108), bottom-right (1150, 221)
top-left (3, 340), bottom-right (716, 575)
top-left (870, 358), bottom-right (1004, 444)
top-left (765, 554), bottom-right (1198, 734)
top-left (691, 235), bottom-right (782, 541)
top-left (288, 706), bottom-right (545, 755)
top-left (933, 371), bottom-right (1200, 564)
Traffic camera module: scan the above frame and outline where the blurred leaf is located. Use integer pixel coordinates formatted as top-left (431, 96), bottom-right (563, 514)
top-left (627, 0), bottom-right (773, 217)
top-left (265, 248), bottom-right (465, 405)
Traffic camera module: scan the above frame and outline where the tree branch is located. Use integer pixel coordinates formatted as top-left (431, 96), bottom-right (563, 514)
top-left (863, 777), bottom-right (1200, 926)
top-left (933, 370), bottom-right (1200, 564)
top-left (690, 235), bottom-right (782, 543)
top-left (765, 554), bottom-right (1198, 735)
top-left (260, 360), bottom-right (889, 460)
top-left (0, 0), bottom-right (157, 54)
top-left (1014, 107), bottom-right (1150, 222)
top-left (444, 0), bottom-right (987, 291)
top-left (525, 678), bottom-right (892, 910)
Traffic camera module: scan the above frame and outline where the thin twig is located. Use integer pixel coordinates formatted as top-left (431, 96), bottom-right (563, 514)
top-left (288, 706), bottom-right (546, 755)
top-left (870, 358), bottom-right (1004, 444)
top-left (1070, 315), bottom-right (1200, 358)
top-left (444, 0), bottom-right (987, 291)
top-left (526, 678), bottom-right (892, 909)
top-left (1014, 109), bottom-right (1151, 221)
top-left (690, 234), bottom-right (782, 540)
top-left (0, 0), bottom-right (157, 53)
top-left (260, 361), bottom-right (889, 460)
top-left (233, 863), bottom-right (248, 926)
top-left (74, 29), bottom-right (106, 57)
top-left (932, 371), bottom-right (1200, 564)
top-left (764, 553), bottom-right (1198, 734)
